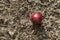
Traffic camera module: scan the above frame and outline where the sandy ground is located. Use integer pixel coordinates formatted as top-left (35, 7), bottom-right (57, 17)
top-left (0, 0), bottom-right (60, 40)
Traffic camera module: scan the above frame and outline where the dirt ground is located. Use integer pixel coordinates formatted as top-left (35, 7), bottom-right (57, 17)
top-left (0, 0), bottom-right (60, 40)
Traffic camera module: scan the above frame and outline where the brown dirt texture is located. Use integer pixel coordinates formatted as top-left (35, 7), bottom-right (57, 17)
top-left (0, 0), bottom-right (60, 40)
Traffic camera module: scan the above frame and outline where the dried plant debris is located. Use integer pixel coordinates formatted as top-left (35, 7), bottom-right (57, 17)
top-left (0, 0), bottom-right (60, 40)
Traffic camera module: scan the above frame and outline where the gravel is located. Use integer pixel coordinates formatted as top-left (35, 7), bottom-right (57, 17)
top-left (0, 0), bottom-right (60, 40)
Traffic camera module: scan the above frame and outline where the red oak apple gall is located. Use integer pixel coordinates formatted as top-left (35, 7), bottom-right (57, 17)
top-left (30, 12), bottom-right (42, 24)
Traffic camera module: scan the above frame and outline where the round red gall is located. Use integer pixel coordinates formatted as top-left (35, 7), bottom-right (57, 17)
top-left (30, 12), bottom-right (42, 24)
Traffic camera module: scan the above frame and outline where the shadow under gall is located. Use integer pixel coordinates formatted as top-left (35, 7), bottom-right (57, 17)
top-left (32, 24), bottom-right (49, 39)
top-left (32, 24), bottom-right (44, 34)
